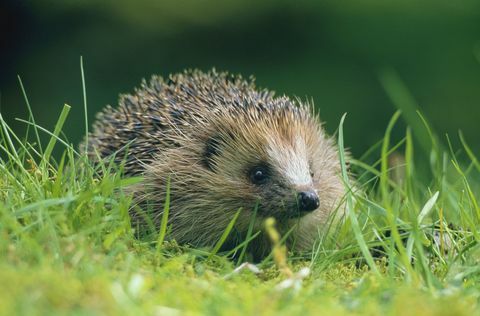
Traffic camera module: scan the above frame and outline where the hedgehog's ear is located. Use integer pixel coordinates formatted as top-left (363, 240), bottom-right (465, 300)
top-left (204, 131), bottom-right (236, 171)
top-left (203, 134), bottom-right (222, 171)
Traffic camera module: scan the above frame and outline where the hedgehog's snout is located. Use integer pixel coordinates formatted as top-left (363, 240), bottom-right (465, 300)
top-left (297, 190), bottom-right (320, 213)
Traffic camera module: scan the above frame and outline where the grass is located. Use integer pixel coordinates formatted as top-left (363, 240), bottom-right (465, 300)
top-left (0, 70), bottom-right (480, 315)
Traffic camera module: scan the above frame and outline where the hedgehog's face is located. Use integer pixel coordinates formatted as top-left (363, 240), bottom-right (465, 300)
top-left (256, 134), bottom-right (321, 219)
top-left (142, 107), bottom-right (343, 250)
top-left (202, 114), bottom-right (343, 223)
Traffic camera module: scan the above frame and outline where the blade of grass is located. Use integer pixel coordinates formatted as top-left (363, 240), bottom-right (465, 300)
top-left (80, 56), bottom-right (89, 152)
top-left (0, 112), bottom-right (19, 160)
top-left (208, 208), bottom-right (242, 260)
top-left (451, 160), bottom-right (480, 225)
top-left (15, 118), bottom-right (79, 157)
top-left (380, 110), bottom-right (418, 283)
top-left (225, 231), bottom-right (262, 258)
top-left (18, 76), bottom-right (43, 154)
top-left (404, 127), bottom-right (419, 208)
top-left (156, 177), bottom-right (171, 255)
top-left (1, 116), bottom-right (38, 164)
top-left (351, 159), bottom-right (405, 194)
top-left (412, 195), bottom-right (439, 290)
top-left (42, 104), bottom-right (71, 164)
top-left (338, 113), bottom-right (380, 275)
top-left (416, 111), bottom-right (443, 180)
top-left (237, 203), bottom-right (258, 264)
top-left (417, 191), bottom-right (439, 224)
top-left (459, 131), bottom-right (480, 172)
top-left (378, 68), bottom-right (432, 156)
top-left (16, 196), bottom-right (78, 216)
top-left (0, 143), bottom-right (36, 187)
top-left (259, 223), bottom-right (298, 268)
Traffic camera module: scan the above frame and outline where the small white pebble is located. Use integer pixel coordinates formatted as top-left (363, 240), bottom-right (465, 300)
top-left (224, 262), bottom-right (262, 279)
top-left (276, 267), bottom-right (310, 292)
top-left (128, 274), bottom-right (145, 298)
top-left (154, 306), bottom-right (181, 316)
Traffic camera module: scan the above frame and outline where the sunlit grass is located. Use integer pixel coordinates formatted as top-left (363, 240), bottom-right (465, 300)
top-left (0, 70), bottom-right (479, 315)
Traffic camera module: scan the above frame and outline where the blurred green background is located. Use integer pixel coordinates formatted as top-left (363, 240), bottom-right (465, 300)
top-left (1, 0), bottom-right (480, 158)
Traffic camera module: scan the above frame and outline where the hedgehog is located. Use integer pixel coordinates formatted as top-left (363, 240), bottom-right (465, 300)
top-left (83, 69), bottom-right (345, 259)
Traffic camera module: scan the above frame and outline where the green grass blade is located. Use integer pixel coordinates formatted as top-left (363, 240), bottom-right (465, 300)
top-left (80, 56), bottom-right (89, 152)
top-left (18, 76), bottom-right (43, 154)
top-left (380, 110), bottom-right (418, 283)
top-left (0, 112), bottom-right (19, 160)
top-left (208, 208), bottom-right (242, 260)
top-left (1, 116), bottom-right (39, 164)
top-left (338, 113), bottom-right (379, 275)
top-left (237, 204), bottom-right (258, 264)
top-left (404, 128), bottom-right (418, 205)
top-left (15, 118), bottom-right (79, 157)
top-left (378, 68), bottom-right (432, 156)
top-left (459, 131), bottom-right (480, 172)
top-left (42, 104), bottom-right (71, 164)
top-left (226, 231), bottom-right (262, 258)
top-left (16, 196), bottom-right (78, 216)
top-left (156, 177), bottom-right (171, 254)
top-left (417, 192), bottom-right (439, 224)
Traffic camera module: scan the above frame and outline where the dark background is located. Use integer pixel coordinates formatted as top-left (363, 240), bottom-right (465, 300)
top-left (1, 0), bottom-right (480, 158)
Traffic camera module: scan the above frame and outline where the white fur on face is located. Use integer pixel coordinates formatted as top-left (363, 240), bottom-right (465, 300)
top-left (267, 135), bottom-right (312, 187)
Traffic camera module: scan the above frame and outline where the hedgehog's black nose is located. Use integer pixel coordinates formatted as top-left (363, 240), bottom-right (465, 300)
top-left (297, 190), bottom-right (320, 212)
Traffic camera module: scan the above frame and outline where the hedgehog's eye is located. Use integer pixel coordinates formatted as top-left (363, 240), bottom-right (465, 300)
top-left (249, 165), bottom-right (269, 185)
